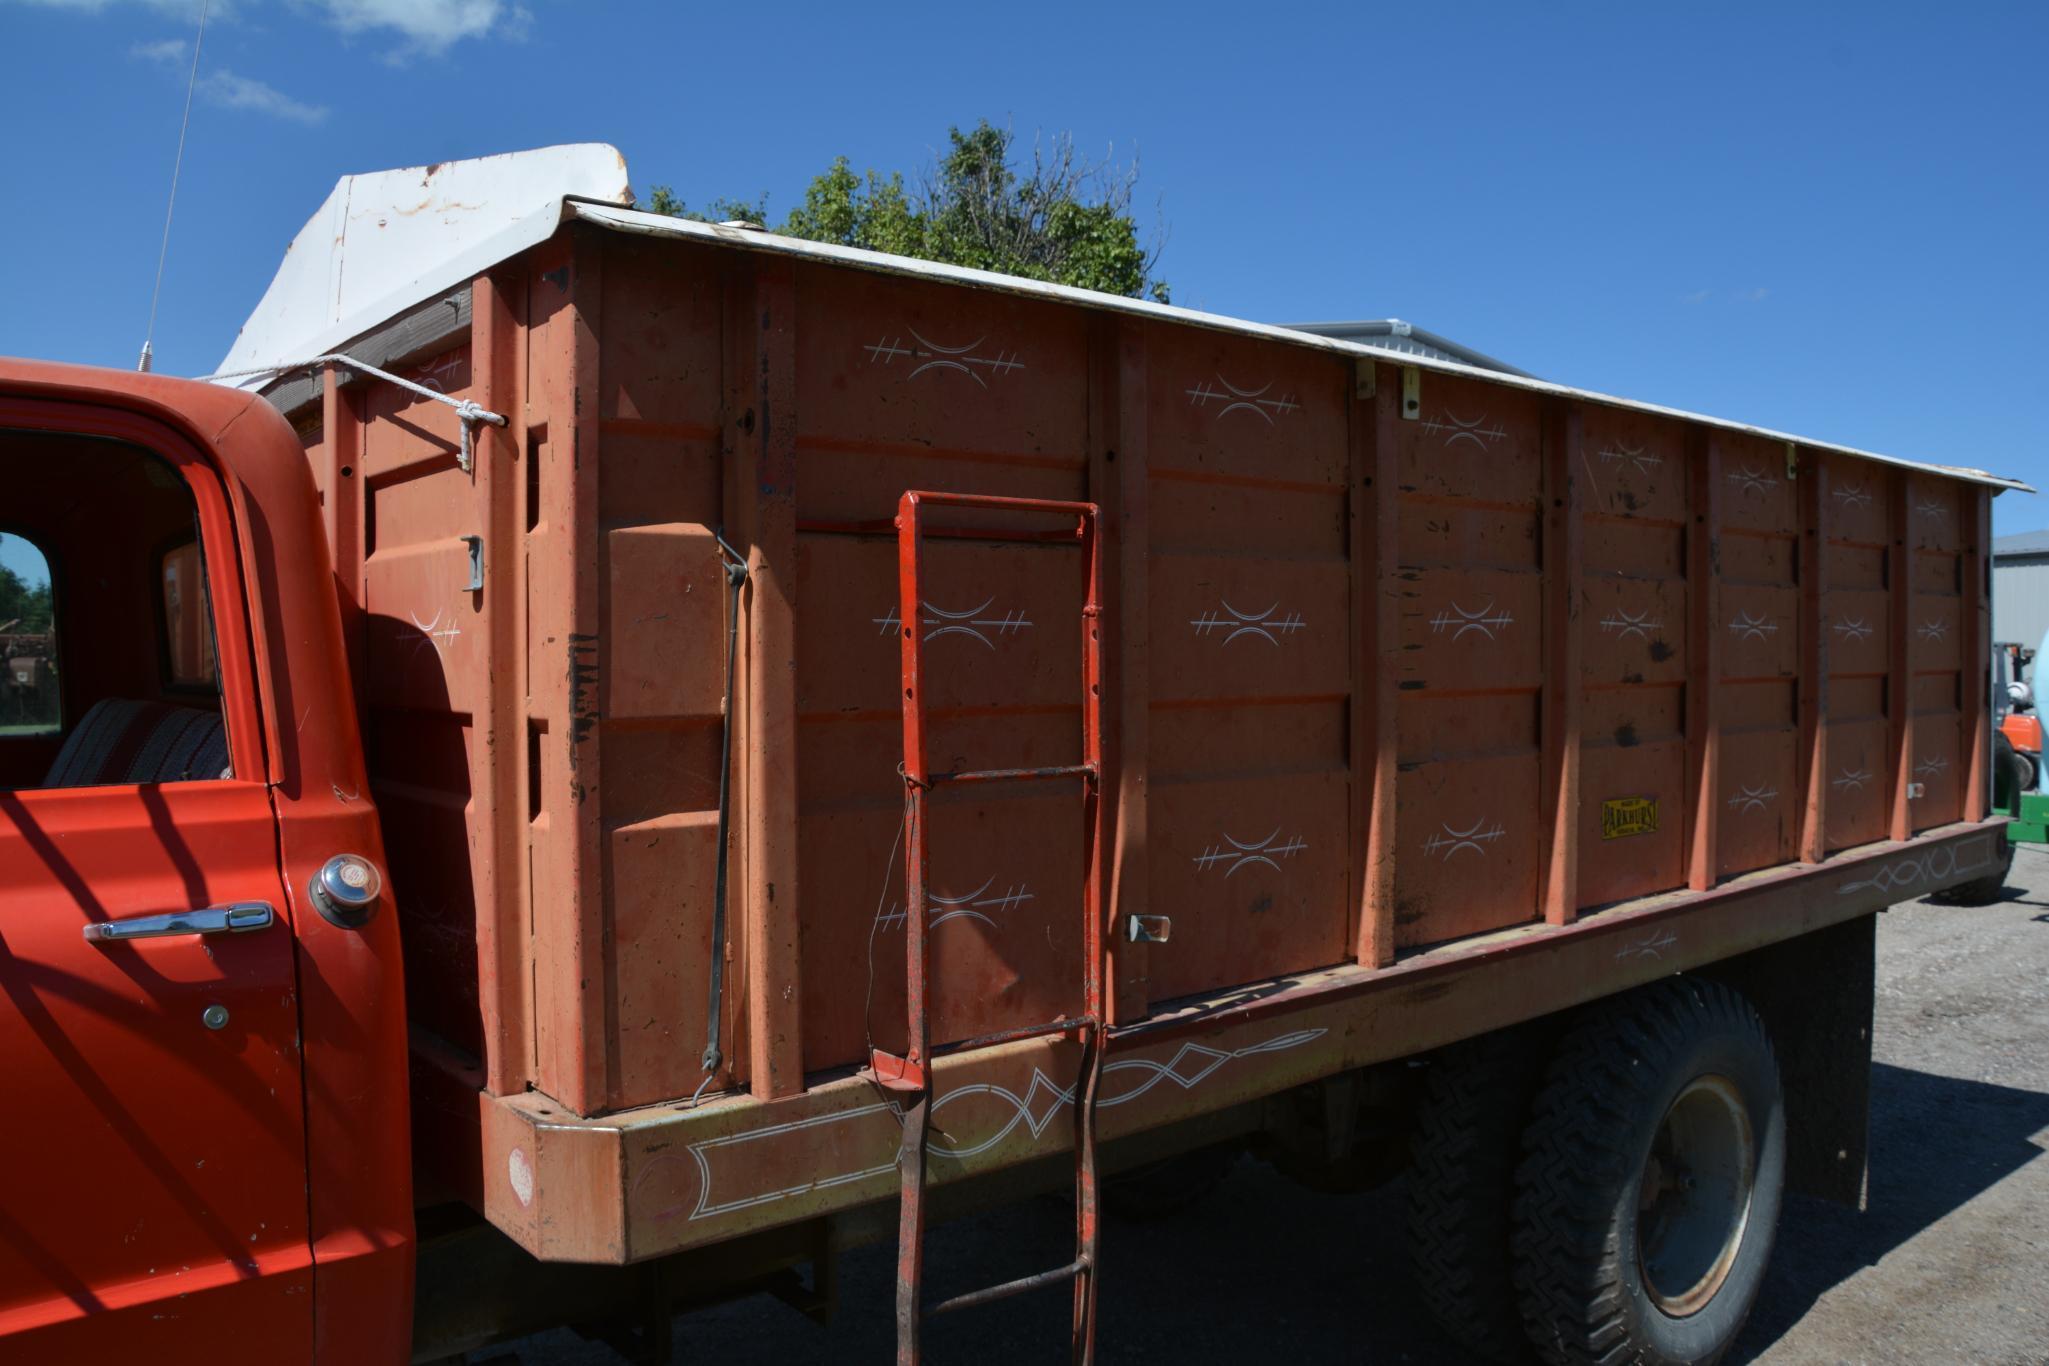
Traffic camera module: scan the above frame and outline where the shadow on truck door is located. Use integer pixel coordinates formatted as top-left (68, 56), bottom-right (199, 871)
top-left (0, 426), bottom-right (313, 1362)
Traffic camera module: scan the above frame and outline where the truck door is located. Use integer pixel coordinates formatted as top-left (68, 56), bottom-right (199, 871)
top-left (0, 425), bottom-right (313, 1363)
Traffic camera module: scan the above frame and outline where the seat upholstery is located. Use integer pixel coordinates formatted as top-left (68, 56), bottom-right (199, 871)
top-left (42, 699), bottom-right (231, 788)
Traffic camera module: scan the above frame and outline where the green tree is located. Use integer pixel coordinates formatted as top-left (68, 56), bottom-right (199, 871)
top-left (638, 121), bottom-right (1168, 303)
top-left (0, 562), bottom-right (52, 635)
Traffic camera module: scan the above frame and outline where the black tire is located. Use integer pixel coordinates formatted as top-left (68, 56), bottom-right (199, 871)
top-left (1512, 979), bottom-right (1785, 1366)
top-left (2006, 748), bottom-right (2034, 808)
top-left (1408, 1031), bottom-right (1553, 1363)
top-left (1102, 1142), bottom-right (1237, 1221)
top-left (1928, 836), bottom-right (2015, 906)
top-left (1931, 732), bottom-right (2020, 906)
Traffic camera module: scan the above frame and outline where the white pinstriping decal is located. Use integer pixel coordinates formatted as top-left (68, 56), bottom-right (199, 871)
top-left (1727, 783), bottom-right (1779, 814)
top-left (1423, 818), bottom-right (1507, 861)
top-left (1189, 599), bottom-right (1306, 646)
top-left (873, 878), bottom-right (1036, 932)
top-left (1599, 608), bottom-right (1663, 641)
top-left (660, 1027), bottom-right (1329, 1219)
top-left (1192, 828), bottom-right (1309, 878)
top-left (1419, 411), bottom-right (1507, 450)
top-left (874, 598), bottom-right (1033, 649)
top-left (1430, 599), bottom-right (1515, 641)
top-left (1729, 610), bottom-right (1779, 642)
top-left (1598, 441), bottom-right (1661, 474)
top-left (864, 330), bottom-right (1025, 387)
top-left (923, 1028), bottom-right (1329, 1160)
top-left (1185, 375), bottom-right (1301, 423)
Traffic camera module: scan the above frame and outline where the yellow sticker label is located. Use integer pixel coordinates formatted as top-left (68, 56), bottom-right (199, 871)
top-left (1602, 796), bottom-right (1659, 840)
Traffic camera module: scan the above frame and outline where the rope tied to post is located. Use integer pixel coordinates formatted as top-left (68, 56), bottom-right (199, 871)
top-left (196, 353), bottom-right (510, 475)
top-left (694, 530), bottom-right (750, 1103)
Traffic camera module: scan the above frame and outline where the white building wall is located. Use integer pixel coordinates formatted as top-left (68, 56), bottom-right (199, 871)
top-left (1994, 557), bottom-right (2049, 652)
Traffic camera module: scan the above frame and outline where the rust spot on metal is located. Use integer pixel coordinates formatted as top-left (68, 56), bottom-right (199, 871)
top-left (567, 634), bottom-right (600, 756)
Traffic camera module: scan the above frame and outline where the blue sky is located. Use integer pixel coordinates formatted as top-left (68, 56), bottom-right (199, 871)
top-left (2, 0), bottom-right (2043, 532)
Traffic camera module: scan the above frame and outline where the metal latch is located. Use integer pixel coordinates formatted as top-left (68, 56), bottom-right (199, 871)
top-left (84, 901), bottom-right (275, 943)
top-left (463, 535), bottom-right (484, 592)
top-left (1127, 914), bottom-right (1172, 944)
top-left (1401, 366), bottom-right (1421, 420)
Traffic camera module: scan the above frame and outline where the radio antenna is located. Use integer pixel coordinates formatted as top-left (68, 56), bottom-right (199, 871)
top-left (139, 0), bottom-right (210, 374)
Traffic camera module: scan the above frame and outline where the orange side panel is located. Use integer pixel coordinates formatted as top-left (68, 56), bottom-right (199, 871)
top-left (311, 223), bottom-right (2004, 1130)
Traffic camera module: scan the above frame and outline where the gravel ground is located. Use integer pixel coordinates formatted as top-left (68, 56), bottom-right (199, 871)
top-left (513, 849), bottom-right (2049, 1365)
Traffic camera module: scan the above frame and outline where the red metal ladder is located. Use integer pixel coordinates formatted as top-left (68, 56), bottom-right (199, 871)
top-left (866, 489), bottom-right (1107, 1365)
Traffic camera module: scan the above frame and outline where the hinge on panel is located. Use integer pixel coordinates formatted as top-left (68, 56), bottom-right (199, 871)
top-left (1127, 914), bottom-right (1172, 943)
top-left (1786, 441), bottom-right (1799, 480)
top-left (1355, 358), bottom-right (1377, 400)
top-left (462, 535), bottom-right (484, 592)
top-left (1401, 366), bottom-right (1421, 420)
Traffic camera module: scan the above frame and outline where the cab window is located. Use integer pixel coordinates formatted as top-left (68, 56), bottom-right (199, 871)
top-left (161, 537), bottom-right (218, 689)
top-left (0, 430), bottom-right (233, 790)
top-left (0, 532), bottom-right (58, 735)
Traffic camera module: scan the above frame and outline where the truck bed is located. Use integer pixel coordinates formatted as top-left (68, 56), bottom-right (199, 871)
top-left (274, 200), bottom-right (2015, 1262)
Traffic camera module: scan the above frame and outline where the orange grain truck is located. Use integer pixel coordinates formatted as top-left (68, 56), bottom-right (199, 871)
top-left (1, 145), bottom-right (2027, 1365)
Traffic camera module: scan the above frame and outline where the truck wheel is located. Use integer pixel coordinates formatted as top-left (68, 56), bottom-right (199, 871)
top-left (1407, 1031), bottom-right (1551, 1363)
top-left (1931, 733), bottom-right (2021, 906)
top-left (1512, 979), bottom-right (1784, 1366)
top-left (1927, 836), bottom-right (2015, 906)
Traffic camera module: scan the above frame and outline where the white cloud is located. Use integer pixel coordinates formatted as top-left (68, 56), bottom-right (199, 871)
top-left (305, 0), bottom-right (529, 53)
top-left (13, 0), bottom-right (221, 13)
top-left (130, 38), bottom-right (329, 123)
top-left (1682, 288), bottom-right (1711, 304)
top-left (130, 36), bottom-right (188, 62)
top-left (201, 68), bottom-right (328, 122)
top-left (1739, 287), bottom-right (1771, 303)
top-left (10, 0), bottom-right (524, 53)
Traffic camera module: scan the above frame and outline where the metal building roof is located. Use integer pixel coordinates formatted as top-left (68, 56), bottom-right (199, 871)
top-left (1280, 320), bottom-right (1533, 378)
top-left (1994, 530), bottom-right (2049, 558)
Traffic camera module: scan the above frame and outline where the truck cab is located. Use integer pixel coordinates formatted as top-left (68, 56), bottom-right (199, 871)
top-left (0, 365), bottom-right (411, 1365)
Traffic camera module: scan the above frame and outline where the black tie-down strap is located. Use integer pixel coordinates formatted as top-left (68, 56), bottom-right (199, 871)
top-left (699, 533), bottom-right (750, 1091)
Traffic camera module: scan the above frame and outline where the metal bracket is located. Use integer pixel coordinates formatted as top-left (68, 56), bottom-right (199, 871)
top-left (463, 535), bottom-right (485, 592)
top-left (1127, 914), bottom-right (1172, 944)
top-left (1355, 358), bottom-right (1377, 401)
top-left (1401, 366), bottom-right (1422, 421)
top-left (1786, 441), bottom-right (1799, 481)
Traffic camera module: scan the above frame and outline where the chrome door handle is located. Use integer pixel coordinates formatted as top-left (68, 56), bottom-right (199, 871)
top-left (82, 901), bottom-right (275, 944)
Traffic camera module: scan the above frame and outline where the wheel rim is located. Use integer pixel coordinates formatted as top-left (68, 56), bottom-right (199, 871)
top-left (1636, 1073), bottom-right (1755, 1316)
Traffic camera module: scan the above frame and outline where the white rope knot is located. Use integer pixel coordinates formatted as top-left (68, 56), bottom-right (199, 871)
top-left (453, 397), bottom-right (505, 428)
top-left (453, 397), bottom-right (506, 474)
top-left (196, 352), bottom-right (510, 477)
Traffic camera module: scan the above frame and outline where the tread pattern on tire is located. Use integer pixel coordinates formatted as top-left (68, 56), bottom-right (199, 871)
top-left (1408, 1033), bottom-right (1547, 1363)
top-left (1510, 978), bottom-right (1777, 1366)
